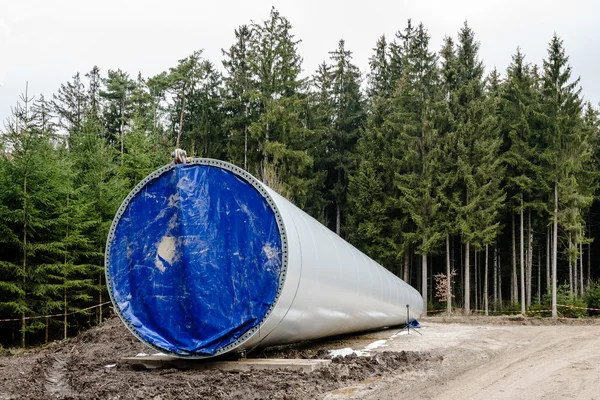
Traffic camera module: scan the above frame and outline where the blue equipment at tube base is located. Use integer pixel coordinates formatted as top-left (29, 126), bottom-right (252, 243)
top-left (105, 159), bottom-right (424, 358)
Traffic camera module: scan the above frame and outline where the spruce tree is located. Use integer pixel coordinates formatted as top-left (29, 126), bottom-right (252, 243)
top-left (501, 48), bottom-right (540, 313)
top-left (100, 69), bottom-right (136, 165)
top-left (321, 39), bottom-right (365, 235)
top-left (391, 22), bottom-right (444, 313)
top-left (247, 8), bottom-right (313, 205)
top-left (452, 22), bottom-right (505, 314)
top-left (348, 33), bottom-right (401, 273)
top-left (222, 25), bottom-right (257, 170)
top-left (146, 72), bottom-right (170, 137)
top-left (366, 36), bottom-right (392, 100)
top-left (308, 61), bottom-right (334, 222)
top-left (52, 73), bottom-right (86, 136)
top-left (0, 88), bottom-right (72, 346)
top-left (539, 34), bottom-right (588, 317)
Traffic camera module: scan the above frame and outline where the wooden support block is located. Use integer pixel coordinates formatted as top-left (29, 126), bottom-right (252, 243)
top-left (122, 355), bottom-right (331, 373)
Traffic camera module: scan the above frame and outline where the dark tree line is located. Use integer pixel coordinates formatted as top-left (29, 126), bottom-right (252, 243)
top-left (1, 8), bottom-right (600, 347)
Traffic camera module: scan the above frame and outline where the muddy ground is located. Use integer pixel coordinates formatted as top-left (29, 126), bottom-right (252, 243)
top-left (1, 315), bottom-right (599, 399)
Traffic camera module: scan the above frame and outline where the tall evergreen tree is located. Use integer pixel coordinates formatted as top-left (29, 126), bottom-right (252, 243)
top-left (167, 50), bottom-right (204, 148)
top-left (100, 69), bottom-right (136, 165)
top-left (451, 22), bottom-right (505, 314)
top-left (222, 25), bottom-right (258, 170)
top-left (52, 73), bottom-right (86, 136)
top-left (0, 88), bottom-right (71, 346)
top-left (539, 34), bottom-right (588, 317)
top-left (366, 36), bottom-right (392, 101)
top-left (500, 48), bottom-right (540, 313)
top-left (321, 39), bottom-right (365, 235)
top-left (391, 22), bottom-right (444, 313)
top-left (247, 8), bottom-right (313, 204)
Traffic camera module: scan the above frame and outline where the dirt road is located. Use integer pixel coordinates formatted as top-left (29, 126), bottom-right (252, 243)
top-left (360, 318), bottom-right (600, 400)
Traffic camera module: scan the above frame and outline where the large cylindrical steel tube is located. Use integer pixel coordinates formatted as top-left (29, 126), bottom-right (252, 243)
top-left (105, 159), bottom-right (423, 358)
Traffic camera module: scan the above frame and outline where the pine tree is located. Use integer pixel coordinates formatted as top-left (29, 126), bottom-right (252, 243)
top-left (185, 61), bottom-right (226, 159)
top-left (366, 36), bottom-right (391, 100)
top-left (347, 126), bottom-right (400, 272)
top-left (85, 66), bottom-right (102, 121)
top-left (539, 34), bottom-right (589, 317)
top-left (307, 61), bottom-right (334, 222)
top-left (52, 73), bottom-right (86, 135)
top-left (437, 35), bottom-right (461, 312)
top-left (168, 50), bottom-right (204, 148)
top-left (500, 48), bottom-right (540, 313)
top-left (321, 39), bottom-right (365, 235)
top-left (69, 115), bottom-right (128, 324)
top-left (247, 8), bottom-right (313, 204)
top-left (0, 87), bottom-right (72, 346)
top-left (391, 22), bottom-right (445, 314)
top-left (222, 25), bottom-right (258, 170)
top-left (146, 72), bottom-right (170, 137)
top-left (347, 33), bottom-right (400, 272)
top-left (100, 69), bottom-right (136, 165)
top-left (452, 22), bottom-right (505, 314)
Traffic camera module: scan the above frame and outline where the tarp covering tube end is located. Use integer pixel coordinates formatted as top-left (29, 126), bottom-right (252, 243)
top-left (106, 160), bottom-right (286, 357)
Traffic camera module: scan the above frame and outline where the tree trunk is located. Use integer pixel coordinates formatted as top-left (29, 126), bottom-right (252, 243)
top-left (446, 235), bottom-right (451, 314)
top-left (580, 241), bottom-right (584, 295)
top-left (493, 244), bottom-right (497, 311)
top-left (422, 237), bottom-right (427, 316)
top-left (336, 203), bottom-right (341, 237)
top-left (498, 253), bottom-right (502, 311)
top-left (475, 250), bottom-right (479, 311)
top-left (569, 235), bottom-right (574, 296)
top-left (538, 245), bottom-right (541, 303)
top-left (63, 287), bottom-right (67, 340)
top-left (546, 228), bottom-right (550, 294)
top-left (153, 100), bottom-right (158, 136)
top-left (520, 195), bottom-right (525, 314)
top-left (99, 272), bottom-right (103, 325)
top-left (465, 241), bottom-right (471, 315)
top-left (263, 120), bottom-right (269, 183)
top-left (64, 191), bottom-right (70, 340)
top-left (45, 317), bottom-right (49, 344)
top-left (243, 125), bottom-right (248, 171)
top-left (527, 210), bottom-right (532, 308)
top-left (120, 97), bottom-right (125, 167)
top-left (409, 247), bottom-right (413, 286)
top-left (552, 183), bottom-right (558, 318)
top-left (177, 87), bottom-right (186, 148)
top-left (484, 244), bottom-right (489, 316)
top-left (21, 173), bottom-right (27, 349)
top-left (588, 240), bottom-right (591, 291)
top-left (403, 252), bottom-right (409, 284)
top-left (512, 213), bottom-right (517, 304)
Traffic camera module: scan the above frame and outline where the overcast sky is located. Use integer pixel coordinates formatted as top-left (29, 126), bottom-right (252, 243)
top-left (1, 0), bottom-right (599, 125)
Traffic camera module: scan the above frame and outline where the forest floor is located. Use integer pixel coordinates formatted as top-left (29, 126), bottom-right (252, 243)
top-left (1, 315), bottom-right (599, 399)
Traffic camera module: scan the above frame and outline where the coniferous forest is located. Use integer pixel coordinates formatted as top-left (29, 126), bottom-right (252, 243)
top-left (2, 8), bottom-right (600, 348)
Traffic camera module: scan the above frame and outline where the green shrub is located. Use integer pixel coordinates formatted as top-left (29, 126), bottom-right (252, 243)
top-left (427, 300), bottom-right (444, 315)
top-left (540, 283), bottom-right (588, 318)
top-left (526, 303), bottom-right (551, 317)
top-left (585, 280), bottom-right (600, 316)
top-left (502, 302), bottom-right (522, 315)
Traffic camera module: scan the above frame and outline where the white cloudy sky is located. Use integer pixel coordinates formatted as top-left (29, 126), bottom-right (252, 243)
top-left (1, 0), bottom-right (598, 124)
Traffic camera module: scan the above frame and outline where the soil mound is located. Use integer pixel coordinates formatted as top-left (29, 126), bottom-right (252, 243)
top-left (0, 317), bottom-right (437, 399)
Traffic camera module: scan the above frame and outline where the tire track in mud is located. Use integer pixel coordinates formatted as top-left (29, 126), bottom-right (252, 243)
top-left (44, 355), bottom-right (74, 397)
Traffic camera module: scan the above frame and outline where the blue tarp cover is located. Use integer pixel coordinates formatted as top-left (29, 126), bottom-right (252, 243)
top-left (107, 164), bottom-right (282, 356)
